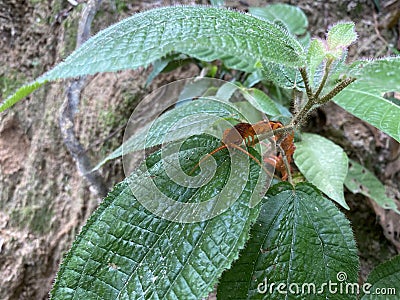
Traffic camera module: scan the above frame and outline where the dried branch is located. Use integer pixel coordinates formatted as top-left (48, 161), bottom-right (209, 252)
top-left (59, 0), bottom-right (108, 198)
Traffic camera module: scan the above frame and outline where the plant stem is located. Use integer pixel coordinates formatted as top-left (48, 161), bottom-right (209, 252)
top-left (299, 67), bottom-right (313, 101)
top-left (318, 77), bottom-right (356, 104)
top-left (290, 98), bottom-right (314, 126)
top-left (314, 58), bottom-right (333, 99)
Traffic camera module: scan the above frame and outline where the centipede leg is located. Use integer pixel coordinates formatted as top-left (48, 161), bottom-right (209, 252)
top-left (276, 143), bottom-right (293, 183)
top-left (229, 144), bottom-right (275, 179)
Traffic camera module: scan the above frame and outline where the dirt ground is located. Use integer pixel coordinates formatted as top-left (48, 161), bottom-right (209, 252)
top-left (0, 0), bottom-right (399, 299)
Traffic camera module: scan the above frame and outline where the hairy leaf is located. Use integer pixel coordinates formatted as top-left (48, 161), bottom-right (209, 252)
top-left (307, 38), bottom-right (326, 87)
top-left (293, 133), bottom-right (349, 209)
top-left (333, 57), bottom-right (400, 142)
top-left (261, 62), bottom-right (304, 90)
top-left (361, 255), bottom-right (400, 299)
top-left (327, 22), bottom-right (357, 56)
top-left (51, 134), bottom-right (263, 299)
top-left (218, 182), bottom-right (359, 299)
top-left (0, 6), bottom-right (305, 112)
top-left (345, 159), bottom-right (400, 214)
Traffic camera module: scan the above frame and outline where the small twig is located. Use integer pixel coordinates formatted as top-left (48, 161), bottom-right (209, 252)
top-left (59, 0), bottom-right (107, 198)
top-left (373, 11), bottom-right (389, 46)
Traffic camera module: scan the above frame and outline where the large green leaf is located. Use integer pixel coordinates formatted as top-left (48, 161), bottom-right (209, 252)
top-left (0, 6), bottom-right (305, 112)
top-left (218, 182), bottom-right (359, 299)
top-left (51, 134), bottom-right (264, 299)
top-left (333, 57), bottom-right (400, 142)
top-left (93, 97), bottom-right (243, 171)
top-left (293, 133), bottom-right (349, 209)
top-left (361, 255), bottom-right (400, 299)
top-left (345, 159), bottom-right (400, 214)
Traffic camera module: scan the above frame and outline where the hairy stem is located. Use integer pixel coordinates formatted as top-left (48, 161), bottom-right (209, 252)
top-left (318, 77), bottom-right (357, 104)
top-left (299, 67), bottom-right (313, 101)
top-left (314, 58), bottom-right (333, 99)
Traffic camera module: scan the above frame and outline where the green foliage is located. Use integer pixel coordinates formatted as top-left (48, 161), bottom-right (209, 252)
top-left (361, 255), bottom-right (400, 299)
top-left (307, 39), bottom-right (326, 87)
top-left (294, 133), bottom-right (349, 209)
top-left (326, 22), bottom-right (357, 58)
top-left (218, 183), bottom-right (359, 299)
top-left (240, 88), bottom-right (281, 117)
top-left (333, 58), bottom-right (400, 142)
top-left (93, 96), bottom-right (243, 171)
top-left (1, 3), bottom-right (399, 299)
top-left (0, 6), bottom-right (305, 112)
top-left (51, 135), bottom-right (262, 299)
top-left (345, 160), bottom-right (400, 214)
top-left (249, 4), bottom-right (309, 40)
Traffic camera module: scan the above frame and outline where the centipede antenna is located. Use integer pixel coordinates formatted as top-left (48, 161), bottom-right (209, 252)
top-left (189, 145), bottom-right (228, 175)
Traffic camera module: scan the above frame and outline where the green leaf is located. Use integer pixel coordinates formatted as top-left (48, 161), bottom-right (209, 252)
top-left (218, 182), bottom-right (359, 299)
top-left (361, 255), bottom-right (400, 299)
top-left (146, 54), bottom-right (189, 86)
top-left (93, 98), bottom-right (242, 171)
top-left (333, 57), bottom-right (400, 142)
top-left (307, 38), bottom-right (327, 87)
top-left (241, 88), bottom-right (281, 117)
top-left (51, 134), bottom-right (263, 299)
top-left (215, 82), bottom-right (239, 101)
top-left (261, 61), bottom-right (304, 90)
top-left (0, 6), bottom-right (305, 112)
top-left (244, 69), bottom-right (264, 87)
top-left (345, 159), bottom-right (400, 214)
top-left (326, 22), bottom-right (357, 57)
top-left (249, 4), bottom-right (308, 37)
top-left (233, 101), bottom-right (264, 124)
top-left (293, 133), bottom-right (349, 209)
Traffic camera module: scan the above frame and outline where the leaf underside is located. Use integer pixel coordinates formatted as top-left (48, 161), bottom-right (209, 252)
top-left (345, 159), bottom-right (400, 214)
top-left (333, 57), bottom-right (400, 142)
top-left (0, 6), bottom-right (305, 112)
